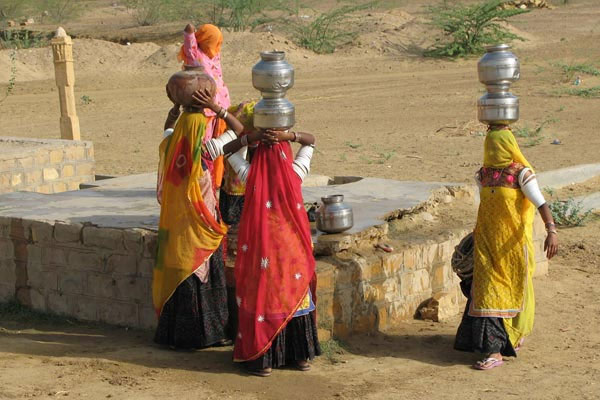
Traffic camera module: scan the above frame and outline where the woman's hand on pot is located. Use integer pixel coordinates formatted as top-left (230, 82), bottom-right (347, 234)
top-left (263, 129), bottom-right (292, 144)
top-left (192, 88), bottom-right (219, 112)
top-left (184, 23), bottom-right (195, 34)
top-left (544, 233), bottom-right (558, 259)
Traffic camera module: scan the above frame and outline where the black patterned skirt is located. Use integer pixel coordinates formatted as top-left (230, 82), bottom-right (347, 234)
top-left (244, 311), bottom-right (321, 369)
top-left (154, 246), bottom-right (229, 349)
top-left (454, 279), bottom-right (516, 357)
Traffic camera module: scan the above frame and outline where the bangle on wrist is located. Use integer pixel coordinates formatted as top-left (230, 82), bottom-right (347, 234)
top-left (217, 107), bottom-right (225, 118)
top-left (241, 135), bottom-right (249, 147)
top-left (292, 131), bottom-right (298, 142)
top-left (548, 230), bottom-right (558, 235)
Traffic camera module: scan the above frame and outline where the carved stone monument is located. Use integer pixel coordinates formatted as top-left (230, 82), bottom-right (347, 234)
top-left (51, 27), bottom-right (81, 140)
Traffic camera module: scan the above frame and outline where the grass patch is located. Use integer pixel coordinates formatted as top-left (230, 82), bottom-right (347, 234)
top-left (0, 29), bottom-right (48, 49)
top-left (513, 118), bottom-right (556, 147)
top-left (544, 188), bottom-right (593, 227)
top-left (320, 339), bottom-right (346, 364)
top-left (425, 0), bottom-right (528, 58)
top-left (292, 2), bottom-right (374, 54)
top-left (563, 86), bottom-right (600, 98)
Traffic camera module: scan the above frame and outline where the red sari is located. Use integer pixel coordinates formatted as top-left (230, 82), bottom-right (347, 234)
top-left (233, 142), bottom-right (316, 362)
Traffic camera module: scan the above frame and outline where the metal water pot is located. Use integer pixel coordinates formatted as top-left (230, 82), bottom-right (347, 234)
top-left (252, 51), bottom-right (295, 95)
top-left (253, 97), bottom-right (295, 130)
top-left (478, 44), bottom-right (520, 86)
top-left (316, 195), bottom-right (354, 234)
top-left (477, 86), bottom-right (519, 125)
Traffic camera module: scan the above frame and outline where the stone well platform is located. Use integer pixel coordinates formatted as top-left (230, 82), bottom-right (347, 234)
top-left (0, 173), bottom-right (548, 338)
top-left (0, 137), bottom-right (95, 195)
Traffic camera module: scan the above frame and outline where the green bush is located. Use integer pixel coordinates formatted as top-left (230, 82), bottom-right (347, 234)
top-left (564, 86), bottom-right (600, 98)
top-left (0, 48), bottom-right (17, 105)
top-left (544, 188), bottom-right (592, 227)
top-left (293, 3), bottom-right (373, 54)
top-left (0, 29), bottom-right (48, 49)
top-left (425, 0), bottom-right (529, 58)
top-left (177, 0), bottom-right (275, 32)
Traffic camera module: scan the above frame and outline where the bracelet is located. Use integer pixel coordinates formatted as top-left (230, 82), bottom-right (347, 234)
top-left (222, 109), bottom-right (228, 119)
top-left (241, 135), bottom-right (249, 147)
top-left (292, 131), bottom-right (298, 142)
top-left (548, 230), bottom-right (558, 235)
top-left (297, 132), bottom-right (302, 143)
top-left (217, 108), bottom-right (226, 118)
top-left (545, 222), bottom-right (556, 227)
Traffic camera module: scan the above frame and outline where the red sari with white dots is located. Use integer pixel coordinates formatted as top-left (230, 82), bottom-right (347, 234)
top-left (233, 142), bottom-right (316, 362)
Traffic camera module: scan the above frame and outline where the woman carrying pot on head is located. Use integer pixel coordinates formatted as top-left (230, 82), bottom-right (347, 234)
top-left (203, 104), bottom-right (321, 377)
top-left (180, 23), bottom-right (231, 190)
top-left (153, 73), bottom-right (244, 349)
top-left (454, 124), bottom-right (558, 370)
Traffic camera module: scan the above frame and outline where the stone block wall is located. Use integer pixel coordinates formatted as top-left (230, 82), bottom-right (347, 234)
top-left (0, 217), bottom-right (156, 329)
top-left (0, 137), bottom-right (95, 194)
top-left (0, 213), bottom-right (549, 334)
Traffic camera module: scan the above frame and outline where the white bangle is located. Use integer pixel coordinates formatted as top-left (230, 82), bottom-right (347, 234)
top-left (241, 135), bottom-right (249, 147)
top-left (222, 109), bottom-right (228, 119)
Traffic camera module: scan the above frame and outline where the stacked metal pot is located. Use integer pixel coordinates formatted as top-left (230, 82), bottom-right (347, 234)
top-left (477, 44), bottom-right (520, 125)
top-left (251, 51), bottom-right (295, 130)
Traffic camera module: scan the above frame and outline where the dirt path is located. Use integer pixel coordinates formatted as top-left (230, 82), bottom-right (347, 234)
top-left (1, 217), bottom-right (599, 400)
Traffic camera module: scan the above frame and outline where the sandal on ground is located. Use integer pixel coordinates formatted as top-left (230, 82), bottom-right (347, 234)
top-left (473, 357), bottom-right (504, 370)
top-left (296, 360), bottom-right (311, 371)
top-left (246, 367), bottom-right (272, 377)
top-left (214, 339), bottom-right (233, 347)
top-left (515, 338), bottom-right (525, 352)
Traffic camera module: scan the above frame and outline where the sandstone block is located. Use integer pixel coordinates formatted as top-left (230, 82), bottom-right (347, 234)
top-left (137, 258), bottom-right (155, 278)
top-left (25, 170), bottom-right (43, 185)
top-left (0, 218), bottom-right (10, 239)
top-left (106, 254), bottom-right (137, 276)
top-left (123, 229), bottom-right (143, 254)
top-left (85, 147), bottom-right (95, 160)
top-left (11, 173), bottom-right (22, 187)
top-left (317, 328), bottom-right (332, 342)
top-left (67, 180), bottom-right (81, 191)
top-left (34, 151), bottom-right (49, 165)
top-left (67, 249), bottom-right (103, 271)
top-left (0, 260), bottom-right (17, 286)
top-left (54, 222), bottom-right (82, 243)
top-left (87, 273), bottom-right (117, 299)
top-left (29, 288), bottom-right (47, 311)
top-left (30, 221), bottom-right (54, 243)
top-left (37, 184), bottom-right (52, 194)
top-left (61, 164), bottom-right (75, 178)
top-left (0, 159), bottom-right (16, 171)
top-left (43, 246), bottom-right (67, 267)
top-left (382, 253), bottom-right (403, 276)
top-left (67, 294), bottom-right (97, 321)
top-left (413, 269), bottom-right (431, 294)
top-left (419, 292), bottom-right (460, 322)
top-left (76, 162), bottom-right (94, 177)
top-left (28, 269), bottom-right (58, 291)
top-left (65, 146), bottom-right (86, 161)
top-left (97, 300), bottom-right (137, 327)
top-left (47, 290), bottom-right (69, 314)
top-left (0, 282), bottom-right (15, 301)
top-left (431, 263), bottom-right (450, 292)
top-left (0, 239), bottom-right (14, 259)
top-left (138, 305), bottom-right (157, 330)
top-left (58, 269), bottom-right (87, 295)
top-left (403, 247), bottom-right (420, 270)
top-left (83, 226), bottom-right (123, 250)
top-left (18, 156), bottom-right (34, 169)
top-left (52, 182), bottom-right (67, 193)
top-left (43, 167), bottom-right (59, 181)
top-left (49, 149), bottom-right (64, 164)
top-left (142, 233), bottom-right (158, 258)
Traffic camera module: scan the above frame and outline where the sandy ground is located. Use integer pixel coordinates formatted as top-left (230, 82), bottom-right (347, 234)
top-left (1, 1), bottom-right (600, 399)
top-left (0, 217), bottom-right (599, 400)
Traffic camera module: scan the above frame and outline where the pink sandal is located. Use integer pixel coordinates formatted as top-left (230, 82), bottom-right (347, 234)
top-left (473, 357), bottom-right (504, 370)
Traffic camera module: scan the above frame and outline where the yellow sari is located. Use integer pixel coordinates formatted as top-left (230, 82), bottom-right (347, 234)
top-left (471, 128), bottom-right (536, 347)
top-left (153, 112), bottom-right (228, 315)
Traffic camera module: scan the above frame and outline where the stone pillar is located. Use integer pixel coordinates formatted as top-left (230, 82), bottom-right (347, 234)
top-left (51, 27), bottom-right (81, 141)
